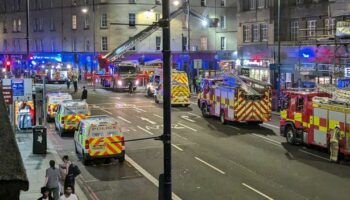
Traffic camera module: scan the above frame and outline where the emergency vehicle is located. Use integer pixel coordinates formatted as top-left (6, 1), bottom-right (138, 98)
top-left (154, 70), bottom-right (191, 106)
top-left (74, 115), bottom-right (125, 165)
top-left (198, 75), bottom-right (272, 124)
top-left (146, 74), bottom-right (160, 97)
top-left (55, 100), bottom-right (90, 136)
top-left (280, 86), bottom-right (350, 156)
top-left (46, 93), bottom-right (72, 122)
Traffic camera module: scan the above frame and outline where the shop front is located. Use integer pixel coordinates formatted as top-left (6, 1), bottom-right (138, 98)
top-left (236, 59), bottom-right (271, 83)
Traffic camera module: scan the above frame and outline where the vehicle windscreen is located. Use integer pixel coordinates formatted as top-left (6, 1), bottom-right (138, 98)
top-left (117, 66), bottom-right (136, 74)
top-left (64, 105), bottom-right (89, 115)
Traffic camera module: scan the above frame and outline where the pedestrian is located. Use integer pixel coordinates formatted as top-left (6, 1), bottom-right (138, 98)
top-left (192, 77), bottom-right (197, 93)
top-left (38, 186), bottom-right (53, 200)
top-left (66, 78), bottom-right (71, 90)
top-left (45, 160), bottom-right (61, 200)
top-left (330, 126), bottom-right (343, 163)
top-left (59, 156), bottom-right (70, 195)
top-left (81, 86), bottom-right (88, 100)
top-left (59, 186), bottom-right (78, 200)
top-left (63, 156), bottom-right (81, 193)
top-left (73, 74), bottom-right (78, 93)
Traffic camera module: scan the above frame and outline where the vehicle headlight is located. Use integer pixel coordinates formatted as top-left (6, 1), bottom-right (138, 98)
top-left (117, 80), bottom-right (122, 86)
top-left (135, 80), bottom-right (139, 85)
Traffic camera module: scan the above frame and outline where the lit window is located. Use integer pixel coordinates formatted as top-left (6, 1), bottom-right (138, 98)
top-left (72, 15), bottom-right (77, 30)
top-left (18, 19), bottom-right (21, 32)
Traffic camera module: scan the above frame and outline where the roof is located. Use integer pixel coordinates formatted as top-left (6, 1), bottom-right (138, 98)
top-left (82, 115), bottom-right (117, 126)
top-left (61, 100), bottom-right (88, 107)
top-left (0, 87), bottom-right (29, 191)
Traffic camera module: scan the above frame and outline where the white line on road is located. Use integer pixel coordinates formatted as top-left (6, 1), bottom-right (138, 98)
top-left (171, 144), bottom-right (184, 152)
top-left (242, 183), bottom-right (274, 200)
top-left (117, 116), bottom-right (132, 124)
top-left (97, 107), bottom-right (113, 115)
top-left (140, 117), bottom-right (157, 125)
top-left (137, 126), bottom-right (154, 135)
top-left (194, 157), bottom-right (226, 175)
top-left (134, 107), bottom-right (147, 113)
top-left (299, 149), bottom-right (329, 161)
top-left (181, 115), bottom-right (196, 123)
top-left (153, 114), bottom-right (163, 119)
top-left (178, 123), bottom-right (198, 132)
top-left (125, 155), bottom-right (182, 200)
top-left (263, 123), bottom-right (280, 129)
top-left (252, 134), bottom-right (281, 145)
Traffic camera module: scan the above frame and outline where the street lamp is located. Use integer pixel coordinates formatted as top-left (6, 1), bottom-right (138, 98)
top-left (172, 0), bottom-right (180, 6)
top-left (81, 8), bottom-right (88, 14)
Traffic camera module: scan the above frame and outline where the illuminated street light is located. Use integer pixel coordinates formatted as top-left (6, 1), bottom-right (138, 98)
top-left (201, 19), bottom-right (208, 27)
top-left (82, 8), bottom-right (88, 14)
top-left (173, 0), bottom-right (180, 6)
top-left (67, 64), bottom-right (72, 69)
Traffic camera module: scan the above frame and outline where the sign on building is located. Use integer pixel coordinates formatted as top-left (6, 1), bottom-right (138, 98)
top-left (193, 59), bottom-right (202, 69)
top-left (345, 68), bottom-right (350, 78)
top-left (1, 79), bottom-right (13, 104)
top-left (336, 21), bottom-right (350, 38)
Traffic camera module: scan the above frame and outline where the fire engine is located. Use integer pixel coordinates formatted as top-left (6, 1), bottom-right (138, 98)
top-left (198, 75), bottom-right (272, 124)
top-left (280, 85), bottom-right (350, 156)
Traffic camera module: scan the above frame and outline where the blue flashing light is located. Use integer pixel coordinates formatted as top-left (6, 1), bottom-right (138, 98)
top-left (299, 47), bottom-right (315, 59)
top-left (223, 76), bottom-right (237, 87)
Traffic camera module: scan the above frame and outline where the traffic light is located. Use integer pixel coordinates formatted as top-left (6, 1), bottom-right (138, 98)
top-left (5, 60), bottom-right (11, 71)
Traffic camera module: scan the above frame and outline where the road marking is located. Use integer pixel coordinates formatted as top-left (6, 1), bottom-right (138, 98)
top-left (117, 116), bottom-right (132, 124)
top-left (194, 157), bottom-right (226, 174)
top-left (263, 123), bottom-right (280, 129)
top-left (125, 155), bottom-right (182, 200)
top-left (97, 107), bottom-right (113, 115)
top-left (173, 132), bottom-right (188, 141)
top-left (187, 112), bottom-right (201, 118)
top-left (134, 107), bottom-right (147, 113)
top-left (252, 134), bottom-right (281, 145)
top-left (299, 149), bottom-right (329, 161)
top-left (171, 144), bottom-right (184, 151)
top-left (137, 126), bottom-right (154, 135)
top-left (140, 117), bottom-right (157, 125)
top-left (242, 183), bottom-right (274, 200)
top-left (153, 114), bottom-right (163, 119)
top-left (178, 123), bottom-right (198, 132)
top-left (181, 115), bottom-right (196, 123)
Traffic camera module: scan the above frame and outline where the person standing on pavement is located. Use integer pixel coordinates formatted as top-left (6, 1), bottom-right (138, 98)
top-left (45, 160), bottom-right (61, 200)
top-left (72, 73), bottom-right (78, 94)
top-left (63, 156), bottom-right (81, 193)
top-left (59, 186), bottom-right (78, 200)
top-left (330, 126), bottom-right (343, 163)
top-left (81, 86), bottom-right (88, 100)
top-left (38, 187), bottom-right (54, 200)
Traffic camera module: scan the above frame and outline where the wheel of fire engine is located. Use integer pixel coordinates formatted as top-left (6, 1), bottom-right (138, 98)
top-left (201, 104), bottom-right (209, 118)
top-left (220, 111), bottom-right (226, 125)
top-left (155, 96), bottom-right (160, 104)
top-left (118, 155), bottom-right (125, 163)
top-left (147, 88), bottom-right (152, 97)
top-left (285, 126), bottom-right (296, 145)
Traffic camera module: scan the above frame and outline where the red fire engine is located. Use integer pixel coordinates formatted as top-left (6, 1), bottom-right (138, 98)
top-left (198, 75), bottom-right (272, 124)
top-left (280, 89), bottom-right (350, 156)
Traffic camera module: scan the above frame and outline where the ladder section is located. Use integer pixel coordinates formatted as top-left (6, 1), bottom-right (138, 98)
top-left (317, 84), bottom-right (350, 103)
top-left (104, 6), bottom-right (186, 63)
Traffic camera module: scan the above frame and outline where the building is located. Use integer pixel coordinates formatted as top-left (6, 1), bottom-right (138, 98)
top-left (0, 0), bottom-right (237, 76)
top-left (236, 0), bottom-right (350, 88)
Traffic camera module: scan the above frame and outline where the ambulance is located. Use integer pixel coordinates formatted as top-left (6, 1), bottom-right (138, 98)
top-left (154, 70), bottom-right (191, 106)
top-left (74, 115), bottom-right (125, 165)
top-left (46, 93), bottom-right (72, 122)
top-left (55, 100), bottom-right (90, 136)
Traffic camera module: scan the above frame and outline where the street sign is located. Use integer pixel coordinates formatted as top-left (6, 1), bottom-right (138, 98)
top-left (11, 78), bottom-right (33, 101)
top-left (193, 59), bottom-right (202, 69)
top-left (12, 79), bottom-right (24, 97)
top-left (1, 79), bottom-right (13, 104)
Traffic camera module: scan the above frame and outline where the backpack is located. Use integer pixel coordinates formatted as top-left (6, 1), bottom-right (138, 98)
top-left (68, 164), bottom-right (81, 178)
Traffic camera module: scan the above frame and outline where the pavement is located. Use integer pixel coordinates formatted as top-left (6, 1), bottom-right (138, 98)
top-left (17, 129), bottom-right (88, 200)
top-left (18, 82), bottom-right (350, 200)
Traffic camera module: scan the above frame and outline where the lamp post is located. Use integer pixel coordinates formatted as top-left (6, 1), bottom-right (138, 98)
top-left (277, 0), bottom-right (281, 110)
top-left (26, 0), bottom-right (30, 74)
top-left (82, 0), bottom-right (96, 72)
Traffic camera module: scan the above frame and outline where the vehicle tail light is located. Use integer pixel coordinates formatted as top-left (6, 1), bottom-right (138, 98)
top-left (61, 116), bottom-right (65, 124)
top-left (85, 139), bottom-right (90, 149)
top-left (121, 137), bottom-right (125, 146)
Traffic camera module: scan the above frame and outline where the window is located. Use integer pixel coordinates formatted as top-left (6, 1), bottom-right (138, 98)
top-left (201, 0), bottom-right (206, 7)
top-left (13, 19), bottom-right (17, 32)
top-left (34, 18), bottom-right (38, 32)
top-left (101, 36), bottom-right (108, 51)
top-left (85, 39), bottom-right (90, 51)
top-left (182, 36), bottom-right (187, 51)
top-left (200, 36), bottom-right (208, 51)
top-left (155, 13), bottom-right (161, 22)
top-left (307, 20), bottom-right (316, 38)
top-left (243, 25), bottom-right (251, 42)
top-left (129, 13), bottom-right (135, 27)
top-left (39, 17), bottom-right (43, 31)
top-left (3, 39), bottom-right (8, 51)
top-left (252, 24), bottom-right (259, 42)
top-left (220, 16), bottom-right (226, 29)
top-left (257, 0), bottom-right (265, 9)
top-left (220, 37), bottom-right (226, 50)
top-left (50, 17), bottom-right (55, 31)
top-left (250, 0), bottom-right (256, 10)
top-left (129, 37), bottom-right (135, 50)
top-left (101, 13), bottom-right (107, 28)
top-left (129, 0), bottom-right (136, 3)
top-left (325, 18), bottom-right (335, 36)
top-left (260, 24), bottom-right (268, 41)
top-left (296, 0), bottom-right (304, 5)
top-left (15, 0), bottom-right (21, 11)
top-left (221, 0), bottom-right (226, 7)
top-left (290, 20), bottom-right (299, 41)
top-left (72, 15), bottom-right (77, 30)
top-left (84, 15), bottom-right (90, 29)
top-left (296, 97), bottom-right (304, 112)
top-left (18, 19), bottom-right (21, 32)
top-left (156, 36), bottom-right (161, 51)
top-left (72, 38), bottom-right (77, 52)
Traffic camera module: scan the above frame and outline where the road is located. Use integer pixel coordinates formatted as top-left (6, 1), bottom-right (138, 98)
top-left (47, 87), bottom-right (350, 200)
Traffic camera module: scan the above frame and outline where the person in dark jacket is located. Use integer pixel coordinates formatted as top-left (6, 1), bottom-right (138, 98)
top-left (38, 187), bottom-right (53, 200)
top-left (81, 86), bottom-right (88, 100)
top-left (63, 156), bottom-right (80, 194)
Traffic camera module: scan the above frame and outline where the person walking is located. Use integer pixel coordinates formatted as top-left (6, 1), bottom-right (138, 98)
top-left (81, 86), bottom-right (88, 100)
top-left (63, 156), bottom-right (81, 193)
top-left (66, 78), bottom-right (71, 90)
top-left (38, 187), bottom-right (54, 200)
top-left (45, 160), bottom-right (61, 200)
top-left (59, 186), bottom-right (78, 200)
top-left (330, 126), bottom-right (343, 163)
top-left (72, 73), bottom-right (78, 94)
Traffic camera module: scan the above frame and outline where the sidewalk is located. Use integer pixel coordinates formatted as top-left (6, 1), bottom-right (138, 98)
top-left (16, 130), bottom-right (88, 200)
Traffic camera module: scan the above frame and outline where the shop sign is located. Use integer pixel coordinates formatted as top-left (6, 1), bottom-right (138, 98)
top-left (241, 68), bottom-right (250, 77)
top-left (193, 59), bottom-right (202, 69)
top-left (336, 21), bottom-right (350, 37)
top-left (1, 79), bottom-right (13, 104)
top-left (345, 68), bottom-right (350, 78)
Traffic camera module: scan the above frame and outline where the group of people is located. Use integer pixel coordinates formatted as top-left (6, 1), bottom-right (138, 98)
top-left (39, 156), bottom-right (81, 200)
